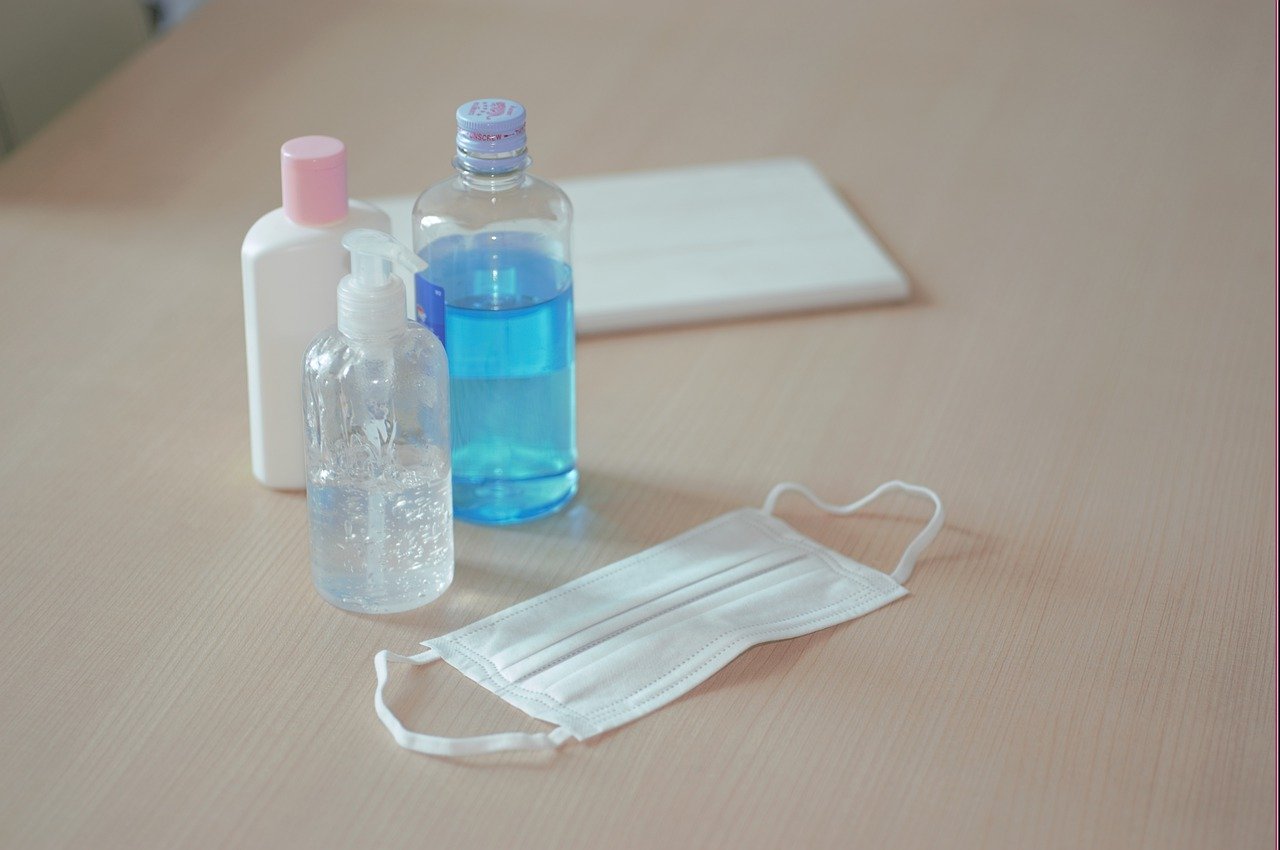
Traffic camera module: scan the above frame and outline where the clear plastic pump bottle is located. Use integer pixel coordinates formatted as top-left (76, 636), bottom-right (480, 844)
top-left (412, 98), bottom-right (577, 525)
top-left (303, 229), bottom-right (453, 613)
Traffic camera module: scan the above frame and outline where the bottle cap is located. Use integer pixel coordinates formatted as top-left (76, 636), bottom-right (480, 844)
top-left (455, 99), bottom-right (529, 173)
top-left (281, 136), bottom-right (348, 225)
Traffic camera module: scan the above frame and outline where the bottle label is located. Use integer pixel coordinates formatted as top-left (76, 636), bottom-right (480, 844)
top-left (414, 272), bottom-right (446, 346)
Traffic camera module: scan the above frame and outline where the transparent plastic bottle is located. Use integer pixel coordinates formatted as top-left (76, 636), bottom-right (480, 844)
top-left (412, 98), bottom-right (577, 525)
top-left (303, 230), bottom-right (453, 614)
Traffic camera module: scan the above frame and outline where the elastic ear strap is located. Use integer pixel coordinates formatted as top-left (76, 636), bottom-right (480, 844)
top-left (374, 649), bottom-right (573, 756)
top-left (762, 480), bottom-right (945, 584)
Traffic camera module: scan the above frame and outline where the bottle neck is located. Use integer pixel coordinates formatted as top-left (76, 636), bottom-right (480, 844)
top-left (340, 322), bottom-right (406, 348)
top-left (453, 147), bottom-right (530, 191)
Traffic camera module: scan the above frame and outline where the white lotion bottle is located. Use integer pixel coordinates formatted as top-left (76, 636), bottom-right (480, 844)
top-left (241, 136), bottom-right (391, 489)
top-left (303, 230), bottom-right (454, 614)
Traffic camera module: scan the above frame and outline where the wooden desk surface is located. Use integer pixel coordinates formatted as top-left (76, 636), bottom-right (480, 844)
top-left (0, 0), bottom-right (1274, 847)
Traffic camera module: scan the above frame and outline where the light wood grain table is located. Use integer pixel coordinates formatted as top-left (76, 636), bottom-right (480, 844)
top-left (0, 0), bottom-right (1274, 847)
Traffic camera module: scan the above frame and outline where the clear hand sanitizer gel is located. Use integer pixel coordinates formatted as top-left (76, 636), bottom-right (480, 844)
top-left (303, 230), bottom-right (453, 613)
top-left (412, 98), bottom-right (577, 525)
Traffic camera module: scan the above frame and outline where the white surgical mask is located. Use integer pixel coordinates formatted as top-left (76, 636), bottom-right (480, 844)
top-left (374, 480), bottom-right (944, 756)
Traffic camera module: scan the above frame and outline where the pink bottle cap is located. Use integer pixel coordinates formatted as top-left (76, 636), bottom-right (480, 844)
top-left (280, 136), bottom-right (348, 226)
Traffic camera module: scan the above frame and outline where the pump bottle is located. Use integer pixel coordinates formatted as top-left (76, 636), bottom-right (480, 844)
top-left (242, 136), bottom-right (390, 489)
top-left (303, 230), bottom-right (454, 614)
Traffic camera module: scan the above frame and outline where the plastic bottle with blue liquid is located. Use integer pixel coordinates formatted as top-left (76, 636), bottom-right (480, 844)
top-left (412, 99), bottom-right (577, 525)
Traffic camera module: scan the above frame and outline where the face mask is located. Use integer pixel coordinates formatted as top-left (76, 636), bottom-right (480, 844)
top-left (374, 479), bottom-right (944, 756)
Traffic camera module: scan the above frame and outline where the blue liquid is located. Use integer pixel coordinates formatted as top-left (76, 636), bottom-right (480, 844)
top-left (420, 237), bottom-right (577, 524)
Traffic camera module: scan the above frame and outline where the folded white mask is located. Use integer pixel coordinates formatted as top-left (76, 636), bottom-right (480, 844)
top-left (375, 480), bottom-right (944, 756)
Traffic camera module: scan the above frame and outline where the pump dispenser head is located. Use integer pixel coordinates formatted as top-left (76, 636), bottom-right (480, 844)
top-left (338, 229), bottom-right (426, 340)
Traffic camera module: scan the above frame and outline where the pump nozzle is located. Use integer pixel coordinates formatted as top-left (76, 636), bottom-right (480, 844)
top-left (338, 229), bottom-right (427, 339)
top-left (343, 229), bottom-right (427, 289)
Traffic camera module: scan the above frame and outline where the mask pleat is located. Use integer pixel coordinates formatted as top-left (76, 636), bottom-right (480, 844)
top-left (499, 548), bottom-right (811, 685)
top-left (469, 510), bottom-right (780, 670)
top-left (535, 561), bottom-right (841, 705)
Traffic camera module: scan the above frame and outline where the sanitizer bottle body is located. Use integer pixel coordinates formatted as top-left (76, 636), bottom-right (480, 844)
top-left (303, 231), bottom-right (454, 614)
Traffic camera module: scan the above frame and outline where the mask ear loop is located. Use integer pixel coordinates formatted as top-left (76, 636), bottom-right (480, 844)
top-left (762, 480), bottom-right (945, 584)
top-left (374, 649), bottom-right (574, 756)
